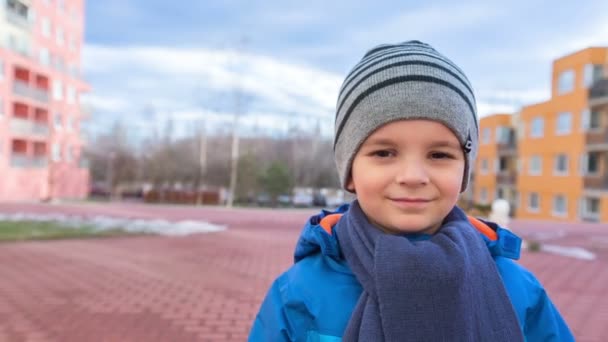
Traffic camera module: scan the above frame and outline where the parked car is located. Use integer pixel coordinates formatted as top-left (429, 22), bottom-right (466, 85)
top-left (292, 193), bottom-right (313, 207)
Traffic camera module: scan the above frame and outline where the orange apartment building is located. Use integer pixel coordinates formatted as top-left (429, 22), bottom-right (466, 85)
top-left (0, 0), bottom-right (89, 201)
top-left (474, 114), bottom-right (518, 215)
top-left (475, 47), bottom-right (608, 222)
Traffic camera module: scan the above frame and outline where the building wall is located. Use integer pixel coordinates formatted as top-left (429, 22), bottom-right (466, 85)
top-left (517, 48), bottom-right (608, 221)
top-left (0, 0), bottom-right (89, 202)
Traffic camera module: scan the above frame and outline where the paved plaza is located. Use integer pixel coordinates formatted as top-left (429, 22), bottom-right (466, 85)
top-left (0, 202), bottom-right (606, 341)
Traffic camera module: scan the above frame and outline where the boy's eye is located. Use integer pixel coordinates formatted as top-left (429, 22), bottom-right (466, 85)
top-left (371, 150), bottom-right (394, 158)
top-left (430, 152), bottom-right (454, 159)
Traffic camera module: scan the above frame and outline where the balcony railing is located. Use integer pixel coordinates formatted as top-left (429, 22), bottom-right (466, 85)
top-left (12, 80), bottom-right (50, 103)
top-left (589, 79), bottom-right (608, 107)
top-left (584, 175), bottom-right (608, 191)
top-left (585, 127), bottom-right (608, 151)
top-left (5, 9), bottom-right (31, 30)
top-left (496, 171), bottom-right (517, 185)
top-left (10, 118), bottom-right (50, 137)
top-left (10, 154), bottom-right (47, 168)
top-left (79, 158), bottom-right (90, 169)
top-left (497, 141), bottom-right (517, 156)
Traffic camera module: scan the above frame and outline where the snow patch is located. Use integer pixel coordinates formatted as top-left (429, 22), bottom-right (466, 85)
top-left (0, 213), bottom-right (226, 236)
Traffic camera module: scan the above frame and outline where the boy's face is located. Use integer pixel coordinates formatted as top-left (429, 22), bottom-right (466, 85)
top-left (346, 119), bottom-right (465, 235)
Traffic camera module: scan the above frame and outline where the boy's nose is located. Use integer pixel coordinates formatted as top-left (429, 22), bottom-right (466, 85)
top-left (394, 159), bottom-right (430, 186)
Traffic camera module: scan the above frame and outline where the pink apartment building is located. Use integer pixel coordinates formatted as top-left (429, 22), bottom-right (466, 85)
top-left (0, 0), bottom-right (89, 201)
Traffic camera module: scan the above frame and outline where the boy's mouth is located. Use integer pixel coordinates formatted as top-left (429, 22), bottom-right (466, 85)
top-left (389, 197), bottom-right (431, 202)
top-left (388, 198), bottom-right (433, 209)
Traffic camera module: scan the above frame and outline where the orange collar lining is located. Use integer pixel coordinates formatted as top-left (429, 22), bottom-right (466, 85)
top-left (318, 213), bottom-right (497, 241)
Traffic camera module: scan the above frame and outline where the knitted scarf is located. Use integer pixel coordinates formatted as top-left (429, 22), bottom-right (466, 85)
top-left (334, 201), bottom-right (523, 342)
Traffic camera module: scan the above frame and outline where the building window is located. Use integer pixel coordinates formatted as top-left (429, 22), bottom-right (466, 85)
top-left (581, 197), bottom-right (600, 219)
top-left (51, 143), bottom-right (61, 162)
top-left (482, 127), bottom-right (491, 144)
top-left (529, 155), bottom-right (542, 175)
top-left (498, 157), bottom-right (509, 172)
top-left (517, 122), bottom-right (525, 140)
top-left (558, 69), bottom-right (575, 94)
top-left (553, 154), bottom-right (569, 175)
top-left (6, 0), bottom-right (29, 20)
top-left (54, 55), bottom-right (65, 72)
top-left (528, 192), bottom-right (540, 212)
top-left (496, 126), bottom-right (511, 144)
top-left (497, 187), bottom-right (504, 199)
top-left (581, 109), bottom-right (602, 132)
top-left (530, 117), bottom-right (544, 138)
top-left (54, 113), bottom-right (62, 129)
top-left (581, 153), bottom-right (600, 175)
top-left (71, 7), bottom-right (79, 23)
top-left (68, 35), bottom-right (77, 51)
top-left (556, 112), bottom-right (572, 135)
top-left (590, 111), bottom-right (601, 130)
top-left (480, 188), bottom-right (488, 204)
top-left (41, 17), bottom-right (51, 37)
top-left (39, 48), bottom-right (50, 66)
top-left (67, 86), bottom-right (75, 104)
top-left (517, 159), bottom-right (523, 173)
top-left (53, 80), bottom-right (63, 100)
top-left (56, 27), bottom-right (65, 46)
top-left (66, 145), bottom-right (72, 162)
top-left (480, 158), bottom-right (489, 174)
top-left (552, 195), bottom-right (567, 216)
top-left (584, 64), bottom-right (604, 88)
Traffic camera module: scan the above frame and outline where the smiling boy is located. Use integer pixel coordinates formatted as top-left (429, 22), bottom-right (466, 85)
top-left (249, 41), bottom-right (573, 342)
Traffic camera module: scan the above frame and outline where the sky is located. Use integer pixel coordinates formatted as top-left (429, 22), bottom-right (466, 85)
top-left (81, 0), bottom-right (608, 140)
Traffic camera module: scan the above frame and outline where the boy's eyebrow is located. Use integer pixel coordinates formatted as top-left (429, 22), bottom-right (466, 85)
top-left (363, 138), bottom-right (396, 146)
top-left (428, 140), bottom-right (462, 149)
top-left (364, 138), bottom-right (461, 149)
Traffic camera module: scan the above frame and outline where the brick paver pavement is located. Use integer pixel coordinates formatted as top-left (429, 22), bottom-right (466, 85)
top-left (0, 202), bottom-right (606, 341)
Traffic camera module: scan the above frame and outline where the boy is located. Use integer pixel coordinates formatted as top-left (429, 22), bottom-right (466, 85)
top-left (249, 41), bottom-right (574, 341)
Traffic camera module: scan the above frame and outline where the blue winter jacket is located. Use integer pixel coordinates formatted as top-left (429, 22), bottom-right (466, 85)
top-left (249, 204), bottom-right (574, 341)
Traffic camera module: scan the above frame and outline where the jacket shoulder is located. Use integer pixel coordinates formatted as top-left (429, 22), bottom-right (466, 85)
top-left (494, 257), bottom-right (574, 341)
top-left (278, 253), bottom-right (361, 339)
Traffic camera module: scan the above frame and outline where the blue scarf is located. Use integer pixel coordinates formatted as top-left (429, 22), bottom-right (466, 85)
top-left (334, 201), bottom-right (523, 341)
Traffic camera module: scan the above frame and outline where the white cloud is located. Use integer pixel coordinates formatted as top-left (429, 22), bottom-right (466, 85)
top-left (82, 44), bottom-right (343, 136)
top-left (81, 94), bottom-right (128, 113)
top-left (476, 102), bottom-right (518, 118)
top-left (537, 19), bottom-right (608, 61)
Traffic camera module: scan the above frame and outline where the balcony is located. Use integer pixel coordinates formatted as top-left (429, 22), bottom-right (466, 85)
top-left (79, 158), bottom-right (90, 169)
top-left (589, 79), bottom-right (608, 108)
top-left (496, 171), bottom-right (517, 186)
top-left (10, 117), bottom-right (50, 137)
top-left (497, 141), bottom-right (517, 156)
top-left (584, 175), bottom-right (608, 191)
top-left (586, 127), bottom-right (608, 152)
top-left (10, 154), bottom-right (47, 168)
top-left (5, 7), bottom-right (31, 30)
top-left (12, 80), bottom-right (50, 103)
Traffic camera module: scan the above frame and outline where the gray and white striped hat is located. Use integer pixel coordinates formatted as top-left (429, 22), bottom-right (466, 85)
top-left (334, 40), bottom-right (479, 192)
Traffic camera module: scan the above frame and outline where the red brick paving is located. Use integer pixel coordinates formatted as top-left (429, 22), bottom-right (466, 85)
top-left (0, 202), bottom-right (606, 341)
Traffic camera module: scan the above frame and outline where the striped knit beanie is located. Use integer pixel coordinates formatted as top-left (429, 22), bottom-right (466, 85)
top-left (334, 40), bottom-right (479, 193)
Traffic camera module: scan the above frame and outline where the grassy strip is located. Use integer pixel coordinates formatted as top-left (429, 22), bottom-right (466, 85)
top-left (0, 220), bottom-right (139, 242)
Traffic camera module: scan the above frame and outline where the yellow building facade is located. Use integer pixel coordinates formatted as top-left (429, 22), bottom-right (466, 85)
top-left (475, 47), bottom-right (608, 222)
